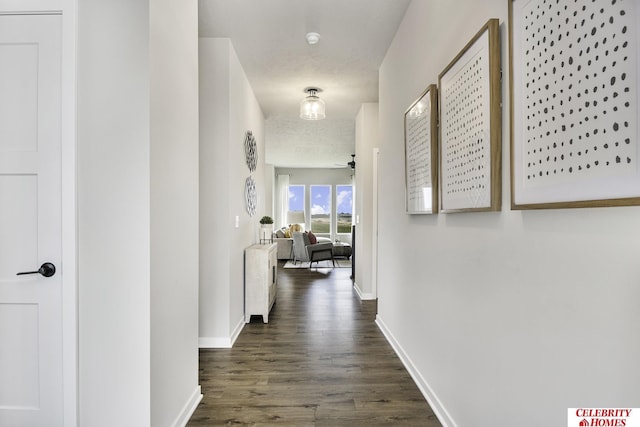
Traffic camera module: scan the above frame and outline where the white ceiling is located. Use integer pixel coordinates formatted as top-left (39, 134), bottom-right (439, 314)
top-left (198, 0), bottom-right (411, 168)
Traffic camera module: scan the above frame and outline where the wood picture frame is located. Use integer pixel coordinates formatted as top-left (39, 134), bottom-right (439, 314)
top-left (404, 84), bottom-right (439, 214)
top-left (438, 18), bottom-right (502, 213)
top-left (509, 0), bottom-right (640, 209)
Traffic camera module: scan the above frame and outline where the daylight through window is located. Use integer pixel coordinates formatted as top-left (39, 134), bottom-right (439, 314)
top-left (336, 185), bottom-right (353, 234)
top-left (287, 185), bottom-right (305, 225)
top-left (310, 185), bottom-right (331, 233)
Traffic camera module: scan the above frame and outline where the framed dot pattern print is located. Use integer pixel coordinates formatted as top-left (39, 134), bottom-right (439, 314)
top-left (404, 84), bottom-right (439, 214)
top-left (438, 19), bottom-right (502, 213)
top-left (510, 0), bottom-right (640, 208)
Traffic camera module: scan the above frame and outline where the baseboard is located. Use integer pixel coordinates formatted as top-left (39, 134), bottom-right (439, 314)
top-left (229, 316), bottom-right (245, 346)
top-left (198, 317), bottom-right (245, 348)
top-left (171, 385), bottom-right (203, 427)
top-left (353, 281), bottom-right (376, 300)
top-left (198, 336), bottom-right (231, 348)
top-left (375, 315), bottom-right (457, 427)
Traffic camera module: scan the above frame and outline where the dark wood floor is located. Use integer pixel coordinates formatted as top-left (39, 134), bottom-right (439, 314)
top-left (188, 263), bottom-right (441, 426)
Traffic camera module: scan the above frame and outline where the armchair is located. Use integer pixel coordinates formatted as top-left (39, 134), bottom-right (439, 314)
top-left (292, 232), bottom-right (335, 268)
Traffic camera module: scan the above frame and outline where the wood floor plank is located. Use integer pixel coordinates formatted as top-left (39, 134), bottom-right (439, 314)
top-left (188, 264), bottom-right (441, 426)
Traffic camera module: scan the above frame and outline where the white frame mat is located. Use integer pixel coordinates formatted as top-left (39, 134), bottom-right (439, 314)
top-left (510, 0), bottom-right (640, 209)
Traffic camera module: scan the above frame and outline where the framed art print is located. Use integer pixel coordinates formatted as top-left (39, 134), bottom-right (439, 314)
top-left (510, 0), bottom-right (640, 209)
top-left (404, 84), bottom-right (439, 214)
top-left (438, 18), bottom-right (502, 213)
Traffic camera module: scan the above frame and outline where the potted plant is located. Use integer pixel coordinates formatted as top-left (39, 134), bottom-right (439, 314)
top-left (259, 216), bottom-right (274, 228)
top-left (258, 215), bottom-right (274, 243)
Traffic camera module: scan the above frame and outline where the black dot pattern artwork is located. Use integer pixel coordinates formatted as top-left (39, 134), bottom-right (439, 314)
top-left (441, 48), bottom-right (491, 207)
top-left (244, 130), bottom-right (257, 172)
top-left (405, 94), bottom-right (434, 213)
top-left (522, 0), bottom-right (636, 185)
top-left (245, 176), bottom-right (257, 217)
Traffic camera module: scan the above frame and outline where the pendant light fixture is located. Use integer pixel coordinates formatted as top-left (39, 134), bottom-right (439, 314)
top-left (299, 87), bottom-right (326, 120)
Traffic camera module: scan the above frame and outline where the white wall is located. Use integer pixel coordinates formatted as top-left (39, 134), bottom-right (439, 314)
top-left (77, 0), bottom-right (151, 425)
top-left (265, 164), bottom-right (276, 219)
top-left (149, 0), bottom-right (201, 425)
top-left (77, 0), bottom-right (200, 425)
top-left (199, 38), bottom-right (231, 346)
top-left (354, 103), bottom-right (379, 299)
top-left (199, 38), bottom-right (266, 347)
top-left (377, 1), bottom-right (640, 426)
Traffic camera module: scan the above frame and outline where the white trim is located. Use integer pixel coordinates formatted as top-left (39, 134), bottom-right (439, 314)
top-left (353, 281), bottom-right (376, 301)
top-left (198, 317), bottom-right (245, 349)
top-left (371, 148), bottom-right (379, 299)
top-left (229, 316), bottom-right (245, 346)
top-left (171, 385), bottom-right (203, 427)
top-left (0, 10), bottom-right (60, 14)
top-left (198, 336), bottom-right (232, 349)
top-left (61, 1), bottom-right (78, 426)
top-left (375, 315), bottom-right (457, 427)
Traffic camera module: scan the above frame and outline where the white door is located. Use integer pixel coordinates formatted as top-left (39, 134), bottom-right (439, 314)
top-left (0, 14), bottom-right (63, 426)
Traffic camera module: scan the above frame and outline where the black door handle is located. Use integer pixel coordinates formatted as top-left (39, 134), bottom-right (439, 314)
top-left (17, 262), bottom-right (56, 278)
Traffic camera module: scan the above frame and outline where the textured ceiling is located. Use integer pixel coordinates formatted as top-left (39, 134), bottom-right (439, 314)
top-left (199, 0), bottom-right (411, 168)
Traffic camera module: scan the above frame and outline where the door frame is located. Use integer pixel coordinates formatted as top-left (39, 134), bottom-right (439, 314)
top-left (0, 1), bottom-right (79, 425)
top-left (371, 148), bottom-right (379, 299)
top-left (60, 2), bottom-right (78, 425)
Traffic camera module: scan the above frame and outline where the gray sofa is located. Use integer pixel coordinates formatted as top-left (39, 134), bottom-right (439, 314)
top-left (272, 228), bottom-right (332, 261)
top-left (272, 227), bottom-right (293, 259)
top-left (273, 237), bottom-right (293, 260)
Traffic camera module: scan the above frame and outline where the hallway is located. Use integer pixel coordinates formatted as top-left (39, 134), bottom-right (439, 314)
top-left (188, 265), bottom-right (441, 426)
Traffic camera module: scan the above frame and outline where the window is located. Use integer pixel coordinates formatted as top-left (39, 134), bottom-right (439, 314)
top-left (310, 185), bottom-right (331, 233)
top-left (287, 185), bottom-right (304, 212)
top-left (336, 185), bottom-right (353, 234)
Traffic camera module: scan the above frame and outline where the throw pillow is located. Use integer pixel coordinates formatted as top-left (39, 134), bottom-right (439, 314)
top-left (275, 229), bottom-right (285, 238)
top-left (307, 230), bottom-right (317, 244)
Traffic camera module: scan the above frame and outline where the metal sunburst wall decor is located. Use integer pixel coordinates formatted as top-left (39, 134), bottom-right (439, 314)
top-left (244, 130), bottom-right (258, 172)
top-left (245, 176), bottom-right (257, 216)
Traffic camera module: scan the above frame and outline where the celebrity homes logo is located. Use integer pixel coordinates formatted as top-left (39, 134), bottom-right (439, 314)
top-left (568, 408), bottom-right (640, 427)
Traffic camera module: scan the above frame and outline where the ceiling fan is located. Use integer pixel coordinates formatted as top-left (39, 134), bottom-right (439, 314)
top-left (333, 154), bottom-right (356, 170)
top-left (347, 154), bottom-right (356, 169)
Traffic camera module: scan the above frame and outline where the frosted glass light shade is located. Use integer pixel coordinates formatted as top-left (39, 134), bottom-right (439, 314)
top-left (299, 89), bottom-right (325, 120)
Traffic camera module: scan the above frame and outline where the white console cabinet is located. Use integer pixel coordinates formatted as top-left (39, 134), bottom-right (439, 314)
top-left (244, 243), bottom-right (278, 323)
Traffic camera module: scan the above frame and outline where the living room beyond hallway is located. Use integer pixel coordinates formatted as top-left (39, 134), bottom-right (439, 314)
top-left (187, 264), bottom-right (441, 425)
